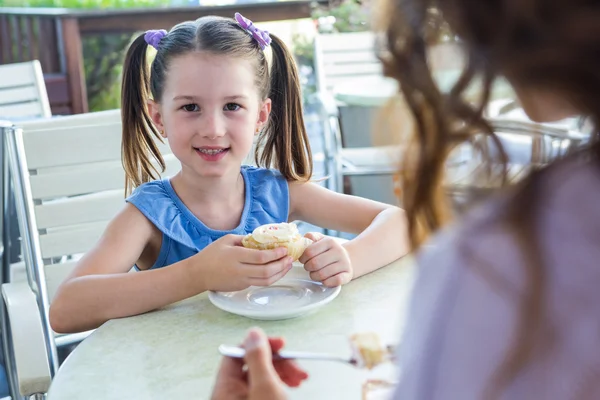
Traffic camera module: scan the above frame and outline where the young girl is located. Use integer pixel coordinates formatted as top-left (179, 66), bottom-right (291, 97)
top-left (49, 14), bottom-right (408, 334)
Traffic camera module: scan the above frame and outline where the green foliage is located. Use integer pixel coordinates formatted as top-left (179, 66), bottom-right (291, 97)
top-left (311, 0), bottom-right (370, 34)
top-left (83, 34), bottom-right (133, 111)
top-left (292, 33), bottom-right (314, 67)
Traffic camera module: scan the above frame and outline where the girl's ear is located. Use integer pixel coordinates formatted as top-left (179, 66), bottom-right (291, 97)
top-left (256, 98), bottom-right (272, 133)
top-left (148, 100), bottom-right (167, 138)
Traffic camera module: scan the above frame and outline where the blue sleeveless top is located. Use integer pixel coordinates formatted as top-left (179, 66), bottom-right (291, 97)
top-left (126, 166), bottom-right (289, 270)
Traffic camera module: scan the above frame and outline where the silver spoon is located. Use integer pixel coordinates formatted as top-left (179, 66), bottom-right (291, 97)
top-left (219, 344), bottom-right (360, 366)
top-left (219, 344), bottom-right (396, 368)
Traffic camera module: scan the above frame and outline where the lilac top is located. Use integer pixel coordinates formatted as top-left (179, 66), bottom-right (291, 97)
top-left (394, 158), bottom-right (600, 399)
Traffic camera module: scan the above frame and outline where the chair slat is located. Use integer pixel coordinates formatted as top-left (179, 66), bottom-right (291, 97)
top-left (39, 222), bottom-right (108, 259)
top-left (30, 154), bottom-right (181, 200)
top-left (19, 109), bottom-right (121, 131)
top-left (317, 32), bottom-right (375, 51)
top-left (22, 122), bottom-right (172, 170)
top-left (0, 101), bottom-right (44, 118)
top-left (321, 51), bottom-right (377, 65)
top-left (324, 63), bottom-right (382, 79)
top-left (35, 190), bottom-right (124, 230)
top-left (315, 32), bottom-right (382, 96)
top-left (325, 76), bottom-right (377, 92)
top-left (0, 85), bottom-right (39, 105)
top-left (23, 123), bottom-right (121, 169)
top-left (0, 61), bottom-right (38, 88)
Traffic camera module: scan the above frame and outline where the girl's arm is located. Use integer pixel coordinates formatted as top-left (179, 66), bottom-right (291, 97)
top-left (51, 204), bottom-right (292, 334)
top-left (49, 204), bottom-right (210, 334)
top-left (288, 182), bottom-right (409, 279)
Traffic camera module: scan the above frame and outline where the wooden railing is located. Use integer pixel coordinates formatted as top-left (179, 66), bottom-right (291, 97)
top-left (0, 1), bottom-right (325, 115)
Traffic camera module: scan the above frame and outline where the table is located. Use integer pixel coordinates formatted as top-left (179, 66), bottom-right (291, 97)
top-left (48, 257), bottom-right (416, 400)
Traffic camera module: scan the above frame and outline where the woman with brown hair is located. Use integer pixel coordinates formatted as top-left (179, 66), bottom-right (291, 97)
top-left (211, 0), bottom-right (600, 398)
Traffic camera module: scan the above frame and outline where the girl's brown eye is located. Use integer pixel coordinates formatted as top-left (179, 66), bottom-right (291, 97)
top-left (183, 104), bottom-right (200, 112)
top-left (224, 103), bottom-right (241, 111)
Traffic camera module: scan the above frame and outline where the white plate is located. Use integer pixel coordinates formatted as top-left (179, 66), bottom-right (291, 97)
top-left (208, 266), bottom-right (341, 320)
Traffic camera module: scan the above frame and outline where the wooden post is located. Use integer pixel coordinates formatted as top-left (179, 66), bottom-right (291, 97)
top-left (60, 17), bottom-right (88, 114)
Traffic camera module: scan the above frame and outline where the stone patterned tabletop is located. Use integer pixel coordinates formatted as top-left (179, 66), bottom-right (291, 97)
top-left (48, 257), bottom-right (416, 400)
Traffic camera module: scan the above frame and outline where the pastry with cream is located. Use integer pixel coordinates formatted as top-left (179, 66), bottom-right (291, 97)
top-left (350, 332), bottom-right (390, 370)
top-left (241, 222), bottom-right (313, 262)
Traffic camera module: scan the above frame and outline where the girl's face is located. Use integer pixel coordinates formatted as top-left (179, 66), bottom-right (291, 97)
top-left (148, 52), bottom-right (270, 179)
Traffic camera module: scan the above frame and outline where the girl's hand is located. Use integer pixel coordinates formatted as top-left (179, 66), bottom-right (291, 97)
top-left (197, 234), bottom-right (293, 292)
top-left (211, 327), bottom-right (309, 400)
top-left (299, 233), bottom-right (353, 287)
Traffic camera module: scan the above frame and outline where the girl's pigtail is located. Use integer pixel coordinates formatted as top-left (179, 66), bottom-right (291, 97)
top-left (121, 34), bottom-right (166, 195)
top-left (258, 34), bottom-right (312, 182)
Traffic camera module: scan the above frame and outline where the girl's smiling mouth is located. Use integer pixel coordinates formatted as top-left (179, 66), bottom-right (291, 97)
top-left (194, 146), bottom-right (230, 161)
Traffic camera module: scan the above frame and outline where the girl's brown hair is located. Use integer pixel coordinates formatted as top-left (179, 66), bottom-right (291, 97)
top-left (378, 0), bottom-right (600, 395)
top-left (121, 16), bottom-right (312, 195)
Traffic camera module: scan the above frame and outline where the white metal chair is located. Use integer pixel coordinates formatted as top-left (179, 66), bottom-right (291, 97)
top-left (317, 88), bottom-right (404, 197)
top-left (445, 117), bottom-right (591, 212)
top-left (0, 112), bottom-right (178, 399)
top-left (4, 110), bottom-right (125, 291)
top-left (0, 61), bottom-right (53, 288)
top-left (0, 61), bottom-right (51, 120)
top-left (313, 32), bottom-right (381, 94)
top-left (313, 35), bottom-right (516, 205)
top-left (312, 35), bottom-right (461, 202)
top-left (314, 32), bottom-right (399, 200)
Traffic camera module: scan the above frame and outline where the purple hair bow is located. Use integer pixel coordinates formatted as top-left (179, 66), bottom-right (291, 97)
top-left (234, 12), bottom-right (272, 50)
top-left (144, 29), bottom-right (167, 50)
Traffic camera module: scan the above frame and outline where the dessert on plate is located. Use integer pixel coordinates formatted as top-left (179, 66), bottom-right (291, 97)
top-left (242, 222), bottom-right (313, 262)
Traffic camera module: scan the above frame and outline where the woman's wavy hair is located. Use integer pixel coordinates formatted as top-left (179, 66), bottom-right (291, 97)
top-left (377, 0), bottom-right (600, 395)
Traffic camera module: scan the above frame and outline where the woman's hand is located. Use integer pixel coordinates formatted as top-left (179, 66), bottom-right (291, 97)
top-left (211, 327), bottom-right (309, 400)
top-left (299, 233), bottom-right (353, 287)
top-left (197, 235), bottom-right (293, 292)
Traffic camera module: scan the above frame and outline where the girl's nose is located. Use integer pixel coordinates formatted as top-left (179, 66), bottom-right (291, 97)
top-left (202, 113), bottom-right (226, 139)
